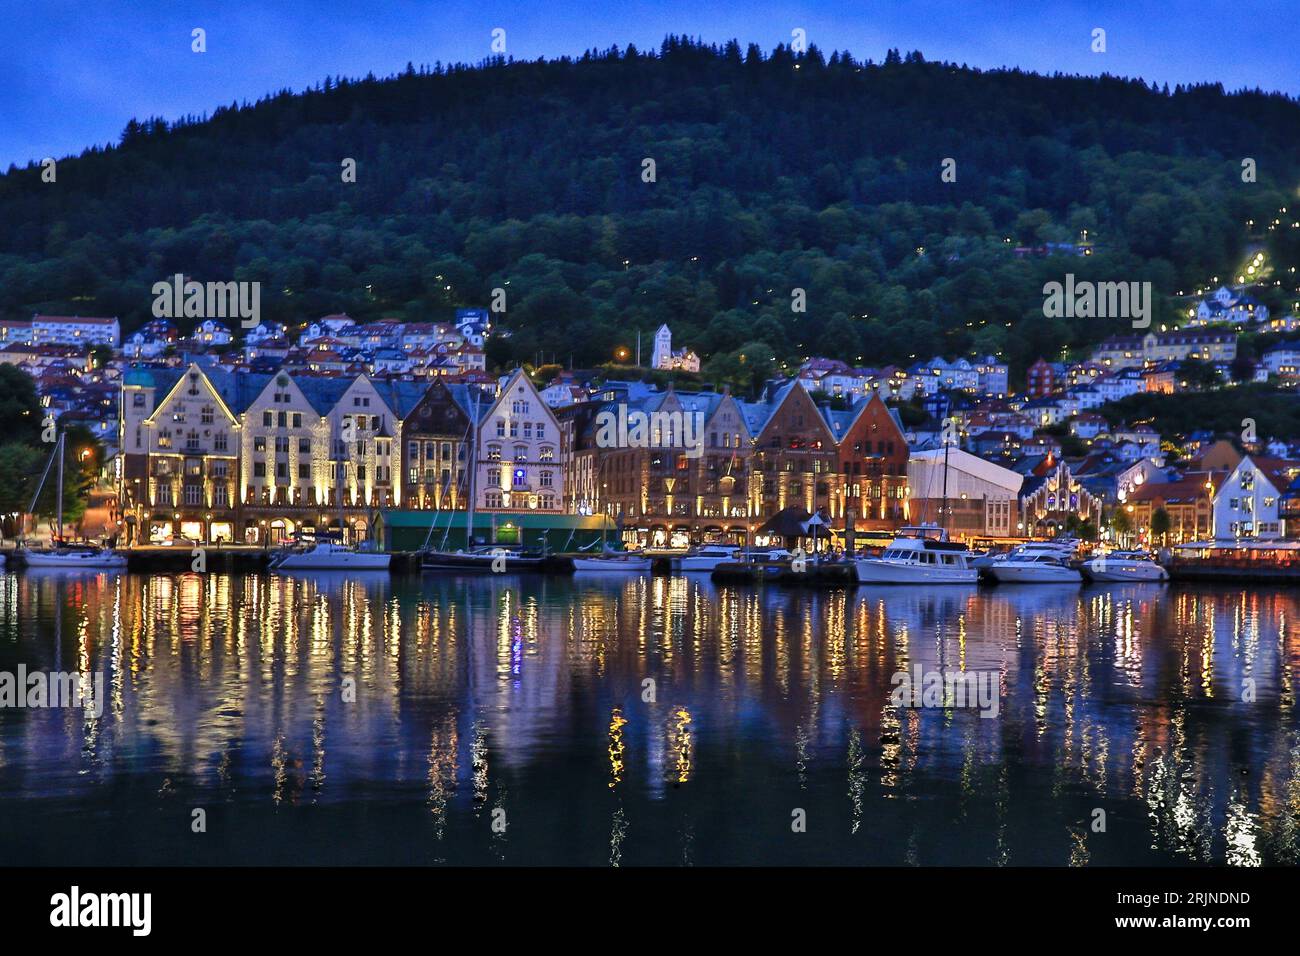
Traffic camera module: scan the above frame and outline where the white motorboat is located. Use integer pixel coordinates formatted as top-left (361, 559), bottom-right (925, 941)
top-left (20, 545), bottom-right (127, 569)
top-left (975, 539), bottom-right (1078, 568)
top-left (572, 552), bottom-right (653, 572)
top-left (855, 534), bottom-right (978, 584)
top-left (987, 550), bottom-right (1082, 583)
top-left (676, 544), bottom-right (739, 572)
top-left (1081, 550), bottom-right (1169, 582)
top-left (272, 541), bottom-right (391, 571)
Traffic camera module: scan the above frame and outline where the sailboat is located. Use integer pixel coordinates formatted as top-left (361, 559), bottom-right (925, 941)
top-left (570, 516), bottom-right (650, 573)
top-left (272, 432), bottom-right (390, 572)
top-left (19, 431), bottom-right (127, 569)
top-left (419, 390), bottom-right (546, 572)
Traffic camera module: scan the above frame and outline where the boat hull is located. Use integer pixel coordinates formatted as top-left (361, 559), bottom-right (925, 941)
top-left (21, 550), bottom-right (126, 569)
top-left (572, 556), bottom-right (652, 572)
top-left (275, 553), bottom-right (391, 571)
top-left (989, 563), bottom-right (1082, 583)
top-left (1082, 558), bottom-right (1168, 582)
top-left (677, 555), bottom-right (735, 572)
top-left (854, 559), bottom-right (977, 584)
top-left (421, 551), bottom-right (545, 572)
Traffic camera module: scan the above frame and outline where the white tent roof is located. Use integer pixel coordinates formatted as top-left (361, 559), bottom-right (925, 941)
top-left (908, 447), bottom-right (1023, 494)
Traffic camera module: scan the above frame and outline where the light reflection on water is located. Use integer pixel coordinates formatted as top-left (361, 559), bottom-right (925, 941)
top-left (0, 569), bottom-right (1298, 866)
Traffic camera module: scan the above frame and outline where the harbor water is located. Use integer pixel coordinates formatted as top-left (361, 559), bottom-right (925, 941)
top-left (0, 569), bottom-right (1296, 866)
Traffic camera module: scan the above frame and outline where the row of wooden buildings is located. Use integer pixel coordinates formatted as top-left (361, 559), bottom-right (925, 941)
top-left (115, 363), bottom-right (911, 547)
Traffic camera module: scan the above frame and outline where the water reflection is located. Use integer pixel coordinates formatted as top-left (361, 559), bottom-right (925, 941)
top-left (0, 569), bottom-right (1297, 866)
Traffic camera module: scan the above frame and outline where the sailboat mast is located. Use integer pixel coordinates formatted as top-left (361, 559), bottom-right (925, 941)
top-left (466, 391), bottom-right (479, 549)
top-left (337, 419), bottom-right (346, 544)
top-left (940, 423), bottom-right (951, 535)
top-left (56, 431), bottom-right (65, 543)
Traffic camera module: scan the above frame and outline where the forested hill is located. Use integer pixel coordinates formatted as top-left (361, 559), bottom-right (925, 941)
top-left (4, 37), bottom-right (1300, 379)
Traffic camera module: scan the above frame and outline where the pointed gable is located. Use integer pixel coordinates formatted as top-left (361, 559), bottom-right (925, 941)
top-left (756, 380), bottom-right (836, 450)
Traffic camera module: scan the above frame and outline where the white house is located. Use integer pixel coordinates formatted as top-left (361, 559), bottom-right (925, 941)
top-left (32, 314), bottom-right (121, 348)
top-left (189, 319), bottom-right (232, 347)
top-left (1262, 347), bottom-right (1300, 376)
top-left (476, 369), bottom-right (563, 512)
top-left (1212, 455), bottom-right (1292, 540)
top-left (300, 314), bottom-right (357, 344)
top-left (1195, 285), bottom-right (1269, 326)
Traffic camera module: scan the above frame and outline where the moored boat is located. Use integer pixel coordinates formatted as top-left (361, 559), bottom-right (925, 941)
top-left (421, 545), bottom-right (546, 572)
top-left (1081, 550), bottom-right (1168, 582)
top-left (854, 530), bottom-right (977, 584)
top-left (20, 544), bottom-right (127, 569)
top-left (572, 552), bottom-right (653, 572)
top-left (676, 544), bottom-right (740, 572)
top-left (987, 549), bottom-right (1082, 584)
top-left (272, 540), bottom-right (391, 571)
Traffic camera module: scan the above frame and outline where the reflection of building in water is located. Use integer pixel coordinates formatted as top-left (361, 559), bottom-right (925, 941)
top-left (2, 571), bottom-right (1300, 863)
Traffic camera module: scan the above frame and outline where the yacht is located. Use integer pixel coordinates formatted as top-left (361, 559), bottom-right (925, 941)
top-left (1081, 550), bottom-right (1169, 582)
top-left (272, 539), bottom-right (391, 572)
top-left (422, 545), bottom-right (545, 572)
top-left (572, 551), bottom-right (653, 572)
top-left (20, 544), bottom-right (127, 569)
top-left (986, 547), bottom-right (1082, 584)
top-left (855, 534), bottom-right (978, 584)
top-left (676, 544), bottom-right (739, 572)
top-left (975, 539), bottom-right (1078, 575)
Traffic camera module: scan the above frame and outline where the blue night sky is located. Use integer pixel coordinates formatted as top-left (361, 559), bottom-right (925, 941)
top-left (3, 0), bottom-right (1295, 170)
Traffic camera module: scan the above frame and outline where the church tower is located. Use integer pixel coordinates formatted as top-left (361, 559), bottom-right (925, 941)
top-left (652, 324), bottom-right (672, 370)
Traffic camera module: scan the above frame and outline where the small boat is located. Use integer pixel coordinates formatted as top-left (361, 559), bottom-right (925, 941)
top-left (855, 532), bottom-right (977, 584)
top-left (676, 544), bottom-right (740, 572)
top-left (20, 544), bottom-right (127, 569)
top-left (572, 552), bottom-right (653, 572)
top-left (975, 539), bottom-right (1078, 575)
top-left (272, 540), bottom-right (391, 571)
top-left (1081, 550), bottom-right (1169, 582)
top-left (422, 545), bottom-right (546, 572)
top-left (987, 550), bottom-right (1082, 584)
top-left (18, 431), bottom-right (127, 570)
